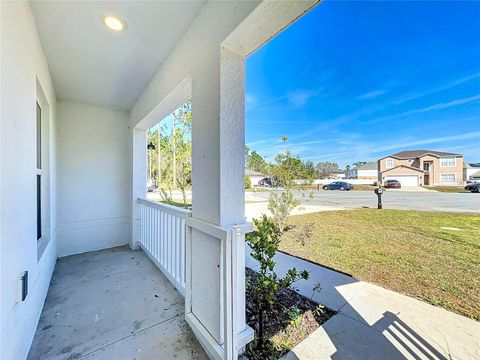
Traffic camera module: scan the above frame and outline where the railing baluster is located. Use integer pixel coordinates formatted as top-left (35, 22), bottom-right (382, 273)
top-left (176, 217), bottom-right (180, 282)
top-left (137, 198), bottom-right (190, 296)
top-left (180, 218), bottom-right (185, 287)
top-left (161, 212), bottom-right (165, 266)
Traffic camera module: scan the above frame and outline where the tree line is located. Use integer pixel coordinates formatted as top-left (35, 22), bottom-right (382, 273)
top-left (147, 101), bottom-right (192, 190)
top-left (246, 145), bottom-right (368, 179)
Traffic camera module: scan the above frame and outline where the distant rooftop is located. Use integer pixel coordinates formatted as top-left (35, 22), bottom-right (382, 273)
top-left (390, 150), bottom-right (461, 159)
top-left (353, 162), bottom-right (378, 170)
top-left (245, 168), bottom-right (263, 176)
top-left (465, 162), bottom-right (480, 168)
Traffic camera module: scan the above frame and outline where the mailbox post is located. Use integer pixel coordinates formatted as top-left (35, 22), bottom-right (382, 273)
top-left (374, 186), bottom-right (384, 209)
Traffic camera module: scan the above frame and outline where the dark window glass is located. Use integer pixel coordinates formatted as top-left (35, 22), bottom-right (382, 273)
top-left (36, 102), bottom-right (41, 169)
top-left (37, 175), bottom-right (41, 241)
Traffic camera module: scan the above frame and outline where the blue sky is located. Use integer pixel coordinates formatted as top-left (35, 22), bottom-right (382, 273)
top-left (245, 1), bottom-right (480, 168)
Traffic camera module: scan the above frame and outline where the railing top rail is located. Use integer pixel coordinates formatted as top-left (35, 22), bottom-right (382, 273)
top-left (138, 198), bottom-right (192, 218)
top-left (186, 217), bottom-right (253, 241)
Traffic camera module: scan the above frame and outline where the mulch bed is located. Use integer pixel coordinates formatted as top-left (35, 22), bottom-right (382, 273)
top-left (245, 268), bottom-right (335, 359)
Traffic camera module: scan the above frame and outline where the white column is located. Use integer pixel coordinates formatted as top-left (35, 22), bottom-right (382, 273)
top-left (130, 127), bottom-right (147, 249)
top-left (186, 44), bottom-right (251, 359)
top-left (219, 46), bottom-right (248, 343)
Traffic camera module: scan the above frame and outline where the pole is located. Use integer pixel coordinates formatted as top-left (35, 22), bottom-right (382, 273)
top-left (172, 115), bottom-right (176, 188)
top-left (157, 127), bottom-right (161, 187)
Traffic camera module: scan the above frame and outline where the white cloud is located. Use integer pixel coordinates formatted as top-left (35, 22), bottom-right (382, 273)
top-left (394, 72), bottom-right (480, 105)
top-left (367, 94), bottom-right (480, 124)
top-left (287, 89), bottom-right (316, 108)
top-left (357, 90), bottom-right (387, 100)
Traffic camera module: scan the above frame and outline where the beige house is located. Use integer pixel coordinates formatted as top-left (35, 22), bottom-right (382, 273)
top-left (378, 150), bottom-right (464, 186)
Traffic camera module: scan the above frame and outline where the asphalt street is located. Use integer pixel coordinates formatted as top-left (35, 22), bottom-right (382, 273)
top-left (246, 189), bottom-right (480, 213)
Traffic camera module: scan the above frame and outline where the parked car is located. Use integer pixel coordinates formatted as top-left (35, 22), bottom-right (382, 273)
top-left (465, 182), bottom-right (479, 193)
top-left (384, 179), bottom-right (401, 189)
top-left (322, 181), bottom-right (353, 191)
top-left (257, 177), bottom-right (280, 187)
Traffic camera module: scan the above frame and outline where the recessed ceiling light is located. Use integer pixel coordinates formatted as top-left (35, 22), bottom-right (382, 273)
top-left (103, 15), bottom-right (127, 32)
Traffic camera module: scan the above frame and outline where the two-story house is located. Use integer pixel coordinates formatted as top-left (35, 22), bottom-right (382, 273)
top-left (378, 150), bottom-right (464, 186)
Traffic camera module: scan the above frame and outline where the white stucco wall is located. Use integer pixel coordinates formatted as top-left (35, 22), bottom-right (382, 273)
top-left (358, 169), bottom-right (378, 178)
top-left (249, 175), bottom-right (264, 187)
top-left (56, 101), bottom-right (130, 256)
top-left (465, 167), bottom-right (479, 180)
top-left (1, 2), bottom-right (58, 359)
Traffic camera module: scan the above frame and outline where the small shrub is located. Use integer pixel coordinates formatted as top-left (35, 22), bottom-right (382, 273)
top-left (246, 215), bottom-right (309, 348)
top-left (159, 187), bottom-right (173, 204)
top-left (268, 190), bottom-right (298, 232)
top-left (285, 306), bottom-right (302, 328)
top-left (245, 175), bottom-right (252, 189)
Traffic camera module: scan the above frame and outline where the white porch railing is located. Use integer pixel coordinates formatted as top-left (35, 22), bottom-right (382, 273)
top-left (138, 198), bottom-right (191, 296)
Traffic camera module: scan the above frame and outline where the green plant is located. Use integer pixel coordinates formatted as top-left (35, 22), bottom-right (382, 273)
top-left (266, 136), bottom-right (315, 232)
top-left (159, 187), bottom-right (173, 204)
top-left (246, 215), bottom-right (309, 348)
top-left (245, 174), bottom-right (252, 189)
top-left (267, 190), bottom-right (298, 232)
top-left (313, 304), bottom-right (326, 316)
top-left (285, 306), bottom-right (302, 328)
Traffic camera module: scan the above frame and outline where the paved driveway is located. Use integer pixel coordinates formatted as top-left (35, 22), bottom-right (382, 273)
top-left (246, 189), bottom-right (480, 213)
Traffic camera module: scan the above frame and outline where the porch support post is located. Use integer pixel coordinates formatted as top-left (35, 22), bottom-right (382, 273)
top-left (219, 46), bottom-right (249, 349)
top-left (130, 127), bottom-right (147, 250)
top-left (186, 43), bottom-right (252, 360)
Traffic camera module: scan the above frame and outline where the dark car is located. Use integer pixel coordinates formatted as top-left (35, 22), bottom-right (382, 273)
top-left (465, 182), bottom-right (479, 193)
top-left (257, 177), bottom-right (280, 187)
top-left (322, 181), bottom-right (353, 191)
top-left (384, 179), bottom-right (401, 189)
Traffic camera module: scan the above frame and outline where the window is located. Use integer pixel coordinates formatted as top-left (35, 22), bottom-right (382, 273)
top-left (423, 162), bottom-right (430, 171)
top-left (386, 159), bottom-right (393, 168)
top-left (36, 101), bottom-right (42, 241)
top-left (440, 173), bottom-right (455, 182)
top-left (440, 157), bottom-right (455, 167)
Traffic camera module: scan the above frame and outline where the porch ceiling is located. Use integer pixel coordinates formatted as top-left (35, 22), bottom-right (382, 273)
top-left (30, 1), bottom-right (205, 111)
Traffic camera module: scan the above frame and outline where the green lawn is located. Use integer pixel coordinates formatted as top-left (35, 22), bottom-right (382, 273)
top-left (422, 186), bottom-right (467, 193)
top-left (280, 209), bottom-right (480, 320)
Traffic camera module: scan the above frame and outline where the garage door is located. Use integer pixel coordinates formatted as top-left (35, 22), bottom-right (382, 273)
top-left (384, 175), bottom-right (419, 186)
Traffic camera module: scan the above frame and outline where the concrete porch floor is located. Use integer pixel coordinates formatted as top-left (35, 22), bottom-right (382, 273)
top-left (28, 246), bottom-right (207, 360)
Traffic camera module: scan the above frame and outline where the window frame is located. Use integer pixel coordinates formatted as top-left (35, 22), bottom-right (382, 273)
top-left (440, 157), bottom-right (456, 167)
top-left (36, 101), bottom-right (42, 242)
top-left (440, 173), bottom-right (456, 182)
top-left (386, 159), bottom-right (393, 169)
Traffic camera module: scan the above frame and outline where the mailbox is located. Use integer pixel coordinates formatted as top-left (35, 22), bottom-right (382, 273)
top-left (374, 187), bottom-right (383, 209)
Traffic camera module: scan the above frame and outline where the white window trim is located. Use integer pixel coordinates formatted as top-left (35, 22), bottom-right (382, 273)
top-left (440, 157), bottom-right (456, 167)
top-left (440, 173), bottom-right (456, 182)
top-left (386, 159), bottom-right (393, 169)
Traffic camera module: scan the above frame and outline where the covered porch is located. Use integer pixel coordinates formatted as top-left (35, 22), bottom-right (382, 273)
top-left (28, 246), bottom-right (207, 359)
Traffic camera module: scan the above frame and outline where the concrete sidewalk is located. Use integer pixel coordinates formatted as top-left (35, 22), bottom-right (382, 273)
top-left (246, 250), bottom-right (480, 360)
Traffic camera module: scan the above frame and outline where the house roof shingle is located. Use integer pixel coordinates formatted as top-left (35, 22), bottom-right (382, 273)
top-left (390, 150), bottom-right (461, 159)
